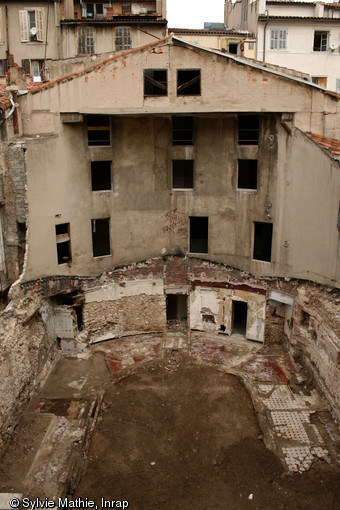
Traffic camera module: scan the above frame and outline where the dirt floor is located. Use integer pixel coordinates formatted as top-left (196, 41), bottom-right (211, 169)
top-left (74, 358), bottom-right (340, 510)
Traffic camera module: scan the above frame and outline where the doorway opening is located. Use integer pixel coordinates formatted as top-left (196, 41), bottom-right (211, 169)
top-left (232, 301), bottom-right (247, 336)
top-left (166, 294), bottom-right (187, 321)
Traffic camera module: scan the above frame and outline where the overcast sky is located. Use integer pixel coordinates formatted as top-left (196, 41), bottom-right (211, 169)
top-left (167, 0), bottom-right (225, 29)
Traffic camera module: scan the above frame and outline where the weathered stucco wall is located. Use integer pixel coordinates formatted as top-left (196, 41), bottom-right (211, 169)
top-left (0, 287), bottom-right (57, 447)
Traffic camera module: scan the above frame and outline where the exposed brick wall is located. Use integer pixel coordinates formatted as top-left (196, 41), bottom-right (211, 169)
top-left (83, 294), bottom-right (166, 337)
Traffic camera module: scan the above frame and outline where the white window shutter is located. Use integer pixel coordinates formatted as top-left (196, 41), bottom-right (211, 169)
top-left (35, 9), bottom-right (44, 41)
top-left (19, 10), bottom-right (29, 42)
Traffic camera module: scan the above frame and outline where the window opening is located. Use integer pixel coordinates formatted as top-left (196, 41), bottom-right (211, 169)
top-left (270, 29), bottom-right (287, 50)
top-left (144, 69), bottom-right (167, 96)
top-left (311, 76), bottom-right (327, 88)
top-left (190, 216), bottom-right (208, 254)
top-left (229, 43), bottom-right (238, 54)
top-left (237, 159), bottom-right (258, 190)
top-left (177, 70), bottom-right (201, 96)
top-left (115, 27), bottom-right (131, 50)
top-left (19, 9), bottom-right (44, 42)
top-left (91, 161), bottom-right (112, 191)
top-left (55, 223), bottom-right (71, 264)
top-left (88, 115), bottom-right (110, 146)
top-left (166, 294), bottom-right (187, 320)
top-left (78, 27), bottom-right (94, 54)
top-left (232, 301), bottom-right (247, 335)
top-left (253, 222), bottom-right (273, 262)
top-left (172, 116), bottom-right (194, 145)
top-left (313, 31), bottom-right (328, 51)
top-left (172, 160), bottom-right (194, 189)
top-left (0, 59), bottom-right (8, 75)
top-left (92, 218), bottom-right (110, 257)
top-left (238, 114), bottom-right (259, 145)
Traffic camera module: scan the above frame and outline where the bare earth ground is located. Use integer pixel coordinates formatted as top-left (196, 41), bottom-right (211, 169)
top-left (74, 359), bottom-right (340, 510)
top-left (0, 332), bottom-right (340, 510)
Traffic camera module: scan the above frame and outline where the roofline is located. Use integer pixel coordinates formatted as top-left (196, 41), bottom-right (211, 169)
top-left (258, 15), bottom-right (340, 20)
top-left (60, 18), bottom-right (167, 25)
top-left (172, 36), bottom-right (340, 100)
top-left (169, 28), bottom-right (254, 36)
top-left (29, 35), bottom-right (172, 94)
top-left (302, 129), bottom-right (340, 163)
top-left (27, 34), bottom-right (340, 102)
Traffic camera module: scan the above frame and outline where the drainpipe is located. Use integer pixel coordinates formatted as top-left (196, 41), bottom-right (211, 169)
top-left (263, 9), bottom-right (269, 62)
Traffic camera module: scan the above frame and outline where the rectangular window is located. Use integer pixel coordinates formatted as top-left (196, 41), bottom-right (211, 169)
top-left (122, 2), bottom-right (132, 14)
top-left (313, 31), bottom-right (328, 51)
top-left (19, 9), bottom-right (44, 42)
top-left (311, 76), bottom-right (327, 88)
top-left (237, 160), bottom-right (258, 190)
top-left (32, 59), bottom-right (44, 82)
top-left (238, 114), bottom-right (259, 145)
top-left (248, 42), bottom-right (254, 50)
top-left (88, 115), bottom-right (110, 146)
top-left (83, 3), bottom-right (105, 18)
top-left (92, 218), bottom-right (111, 257)
top-left (115, 27), bottom-right (131, 51)
top-left (253, 222), bottom-right (273, 262)
top-left (0, 59), bottom-right (7, 75)
top-left (172, 160), bottom-right (194, 189)
top-left (177, 70), bottom-right (201, 96)
top-left (55, 223), bottom-right (71, 265)
top-left (270, 29), bottom-right (287, 50)
top-left (91, 161), bottom-right (112, 191)
top-left (78, 27), bottom-right (94, 54)
top-left (190, 217), bottom-right (208, 254)
top-left (144, 69), bottom-right (167, 96)
top-left (172, 116), bottom-right (194, 146)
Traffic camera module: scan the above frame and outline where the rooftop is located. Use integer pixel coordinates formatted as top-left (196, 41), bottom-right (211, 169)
top-left (305, 131), bottom-right (340, 160)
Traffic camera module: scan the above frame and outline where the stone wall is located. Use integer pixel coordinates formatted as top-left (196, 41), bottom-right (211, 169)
top-left (0, 286), bottom-right (57, 447)
top-left (286, 284), bottom-right (340, 420)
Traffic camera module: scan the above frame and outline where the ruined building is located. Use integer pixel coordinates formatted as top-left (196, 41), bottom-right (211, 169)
top-left (0, 32), bottom-right (339, 453)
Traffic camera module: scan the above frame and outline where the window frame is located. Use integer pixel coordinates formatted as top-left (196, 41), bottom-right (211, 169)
top-left (237, 159), bottom-right (258, 191)
top-left (115, 27), bottom-right (131, 51)
top-left (238, 114), bottom-right (260, 146)
top-left (19, 8), bottom-right (44, 43)
top-left (55, 223), bottom-right (72, 265)
top-left (87, 115), bottom-right (111, 147)
top-left (313, 31), bottom-right (328, 52)
top-left (253, 221), bottom-right (273, 262)
top-left (77, 26), bottom-right (95, 55)
top-left (172, 116), bottom-right (194, 146)
top-left (189, 216), bottom-right (209, 254)
top-left (270, 28), bottom-right (287, 50)
top-left (91, 160), bottom-right (112, 192)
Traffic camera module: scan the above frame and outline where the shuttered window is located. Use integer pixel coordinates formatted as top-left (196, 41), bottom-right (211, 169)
top-left (270, 29), bottom-right (287, 50)
top-left (115, 27), bottom-right (131, 51)
top-left (78, 27), bottom-right (95, 54)
top-left (19, 9), bottom-right (44, 42)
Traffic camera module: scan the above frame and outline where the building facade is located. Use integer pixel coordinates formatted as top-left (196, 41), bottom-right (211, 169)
top-left (225, 0), bottom-right (340, 92)
top-left (0, 0), bottom-right (167, 82)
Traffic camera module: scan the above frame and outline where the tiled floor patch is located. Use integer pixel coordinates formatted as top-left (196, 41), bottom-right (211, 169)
top-left (242, 357), bottom-right (288, 383)
top-left (262, 386), bottom-right (318, 410)
top-left (282, 446), bottom-right (330, 473)
top-left (271, 411), bottom-right (311, 443)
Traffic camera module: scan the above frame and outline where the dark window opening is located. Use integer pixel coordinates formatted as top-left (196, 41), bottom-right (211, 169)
top-left (253, 222), bottom-right (273, 262)
top-left (86, 3), bottom-right (94, 17)
top-left (313, 31), bottom-right (328, 52)
top-left (238, 159), bottom-right (258, 190)
top-left (219, 324), bottom-right (226, 332)
top-left (0, 59), bottom-right (8, 75)
top-left (55, 223), bottom-right (71, 264)
top-left (92, 218), bottom-right (110, 257)
top-left (74, 305), bottom-right (83, 330)
top-left (172, 160), bottom-right (194, 189)
top-left (172, 116), bottom-right (194, 145)
top-left (229, 43), bottom-right (238, 54)
top-left (17, 222), bottom-right (27, 273)
top-left (238, 114), bottom-right (259, 145)
top-left (166, 294), bottom-right (187, 320)
top-left (233, 301), bottom-right (247, 335)
top-left (88, 115), bottom-right (110, 146)
top-left (91, 161), bottom-right (112, 191)
top-left (190, 216), bottom-right (208, 254)
top-left (177, 70), bottom-right (201, 96)
top-left (144, 69), bottom-right (167, 96)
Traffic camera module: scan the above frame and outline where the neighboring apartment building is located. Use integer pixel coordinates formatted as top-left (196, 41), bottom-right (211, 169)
top-left (0, 0), bottom-right (167, 81)
top-left (169, 27), bottom-right (256, 59)
top-left (225, 0), bottom-right (340, 92)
